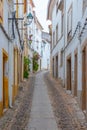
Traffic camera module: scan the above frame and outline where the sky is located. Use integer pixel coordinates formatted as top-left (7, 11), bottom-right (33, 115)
top-left (33, 0), bottom-right (49, 32)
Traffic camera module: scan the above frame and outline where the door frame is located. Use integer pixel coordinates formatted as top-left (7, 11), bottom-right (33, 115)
top-left (2, 49), bottom-right (8, 109)
top-left (66, 54), bottom-right (72, 91)
top-left (74, 49), bottom-right (78, 97)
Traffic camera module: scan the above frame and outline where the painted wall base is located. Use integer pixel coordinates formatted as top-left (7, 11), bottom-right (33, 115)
top-left (0, 101), bottom-right (3, 117)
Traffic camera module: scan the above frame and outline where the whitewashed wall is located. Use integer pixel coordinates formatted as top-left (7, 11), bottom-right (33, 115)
top-left (0, 29), bottom-right (9, 101)
top-left (0, 0), bottom-right (11, 102)
top-left (51, 1), bottom-right (65, 80)
top-left (41, 42), bottom-right (50, 70)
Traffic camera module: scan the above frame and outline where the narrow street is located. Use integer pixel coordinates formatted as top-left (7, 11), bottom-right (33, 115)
top-left (25, 71), bottom-right (58, 130)
top-left (0, 71), bottom-right (87, 130)
top-left (1, 0), bottom-right (87, 130)
top-left (44, 72), bottom-right (87, 130)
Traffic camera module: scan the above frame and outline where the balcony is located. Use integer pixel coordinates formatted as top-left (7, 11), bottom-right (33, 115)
top-left (58, 0), bottom-right (64, 11)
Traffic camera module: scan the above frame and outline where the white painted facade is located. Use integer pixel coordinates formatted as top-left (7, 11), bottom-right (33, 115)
top-left (41, 41), bottom-right (50, 70)
top-left (0, 0), bottom-right (13, 107)
top-left (47, 0), bottom-right (87, 113)
top-left (64, 0), bottom-right (87, 106)
top-left (26, 0), bottom-right (51, 72)
top-left (27, 0), bottom-right (35, 72)
top-left (48, 0), bottom-right (64, 80)
top-left (33, 17), bottom-right (43, 71)
top-left (8, 0), bottom-right (23, 107)
top-left (41, 32), bottom-right (50, 70)
top-left (0, 0), bottom-right (23, 110)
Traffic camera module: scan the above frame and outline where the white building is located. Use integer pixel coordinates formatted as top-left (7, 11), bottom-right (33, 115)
top-left (0, 0), bottom-right (24, 116)
top-left (47, 0), bottom-right (87, 116)
top-left (47, 0), bottom-right (64, 81)
top-left (33, 16), bottom-right (43, 71)
top-left (41, 32), bottom-right (50, 70)
top-left (0, 0), bottom-right (10, 115)
top-left (27, 0), bottom-right (35, 72)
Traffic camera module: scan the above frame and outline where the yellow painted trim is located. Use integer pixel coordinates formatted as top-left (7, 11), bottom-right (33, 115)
top-left (13, 48), bottom-right (19, 103)
top-left (2, 49), bottom-right (8, 61)
top-left (16, 0), bottom-right (19, 18)
top-left (24, 0), bottom-right (27, 13)
top-left (3, 77), bottom-right (9, 108)
top-left (12, 85), bottom-right (15, 104)
top-left (0, 0), bottom-right (3, 24)
top-left (0, 18), bottom-right (3, 24)
top-left (0, 101), bottom-right (3, 117)
top-left (2, 49), bottom-right (9, 111)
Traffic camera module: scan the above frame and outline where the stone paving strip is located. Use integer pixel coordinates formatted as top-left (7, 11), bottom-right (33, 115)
top-left (25, 71), bottom-right (58, 130)
top-left (0, 74), bottom-right (35, 130)
top-left (44, 72), bottom-right (87, 130)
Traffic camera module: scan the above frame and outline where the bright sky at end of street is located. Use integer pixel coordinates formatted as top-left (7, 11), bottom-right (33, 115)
top-left (33, 0), bottom-right (49, 32)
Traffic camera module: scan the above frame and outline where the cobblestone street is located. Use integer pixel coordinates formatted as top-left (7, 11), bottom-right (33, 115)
top-left (0, 71), bottom-right (87, 130)
top-left (0, 74), bottom-right (35, 130)
top-left (44, 72), bottom-right (87, 130)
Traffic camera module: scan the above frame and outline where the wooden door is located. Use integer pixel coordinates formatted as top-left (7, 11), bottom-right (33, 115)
top-left (56, 55), bottom-right (58, 78)
top-left (82, 48), bottom-right (86, 110)
top-left (3, 50), bottom-right (8, 109)
top-left (67, 58), bottom-right (71, 90)
top-left (74, 54), bottom-right (77, 96)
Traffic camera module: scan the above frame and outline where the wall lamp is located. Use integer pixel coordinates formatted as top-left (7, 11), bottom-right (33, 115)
top-left (24, 12), bottom-right (33, 26)
top-left (8, 11), bottom-right (33, 25)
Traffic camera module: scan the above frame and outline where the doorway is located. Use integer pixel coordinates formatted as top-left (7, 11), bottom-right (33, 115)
top-left (56, 55), bottom-right (58, 78)
top-left (67, 57), bottom-right (72, 90)
top-left (82, 48), bottom-right (86, 110)
top-left (2, 49), bottom-right (8, 109)
top-left (52, 58), bottom-right (54, 77)
top-left (74, 53), bottom-right (78, 96)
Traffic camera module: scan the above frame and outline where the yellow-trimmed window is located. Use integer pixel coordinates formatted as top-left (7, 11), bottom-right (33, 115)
top-left (16, 0), bottom-right (18, 18)
top-left (24, 0), bottom-right (27, 13)
top-left (0, 0), bottom-right (3, 23)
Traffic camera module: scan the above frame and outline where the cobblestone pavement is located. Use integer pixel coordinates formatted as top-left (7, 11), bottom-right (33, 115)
top-left (44, 72), bottom-right (87, 130)
top-left (0, 71), bottom-right (87, 130)
top-left (0, 74), bottom-right (35, 130)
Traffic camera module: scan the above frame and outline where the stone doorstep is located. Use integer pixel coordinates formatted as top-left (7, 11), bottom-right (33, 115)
top-left (3, 109), bottom-right (8, 114)
top-left (83, 110), bottom-right (86, 118)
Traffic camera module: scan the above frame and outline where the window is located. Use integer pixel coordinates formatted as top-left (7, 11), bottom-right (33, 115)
top-left (56, 1), bottom-right (59, 14)
top-left (36, 28), bottom-right (38, 33)
top-left (37, 45), bottom-right (38, 50)
top-left (83, 0), bottom-right (87, 15)
top-left (0, 0), bottom-right (3, 23)
top-left (67, 6), bottom-right (72, 34)
top-left (60, 49), bottom-right (63, 67)
top-left (53, 31), bottom-right (55, 47)
top-left (56, 24), bottom-right (58, 44)
top-left (61, 13), bottom-right (64, 35)
top-left (58, 0), bottom-right (64, 11)
top-left (67, 5), bottom-right (72, 42)
top-left (41, 50), bottom-right (43, 57)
